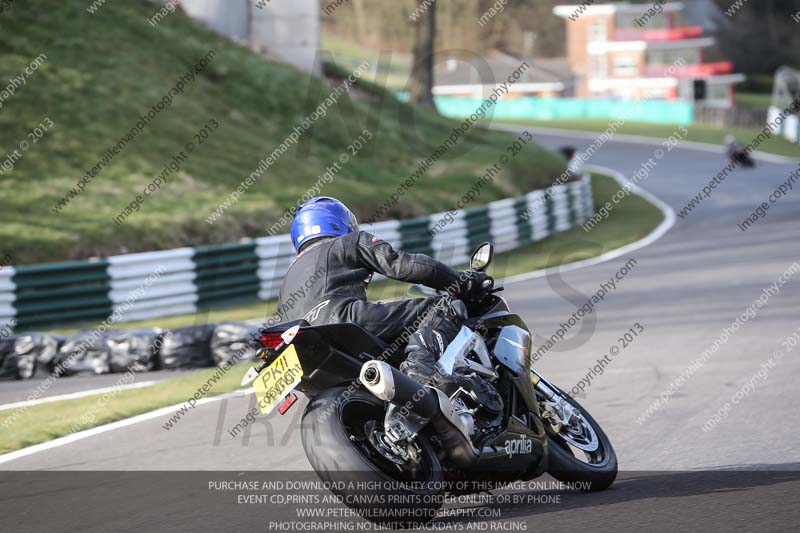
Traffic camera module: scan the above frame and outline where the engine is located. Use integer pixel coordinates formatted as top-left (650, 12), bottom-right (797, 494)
top-left (445, 373), bottom-right (504, 438)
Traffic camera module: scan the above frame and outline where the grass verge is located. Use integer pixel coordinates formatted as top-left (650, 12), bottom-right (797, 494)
top-left (0, 363), bottom-right (250, 455)
top-left (736, 93), bottom-right (773, 112)
top-left (0, 173), bottom-right (664, 454)
top-left (322, 36), bottom-right (411, 91)
top-left (0, 2), bottom-right (564, 265)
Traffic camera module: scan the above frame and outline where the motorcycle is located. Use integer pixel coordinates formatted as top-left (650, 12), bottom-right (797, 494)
top-left (242, 242), bottom-right (617, 526)
top-left (726, 142), bottom-right (756, 168)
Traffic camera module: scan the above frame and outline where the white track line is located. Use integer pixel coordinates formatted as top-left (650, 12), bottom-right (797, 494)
top-left (0, 381), bottom-right (157, 412)
top-left (494, 123), bottom-right (798, 165)
top-left (503, 164), bottom-right (676, 286)
top-left (0, 389), bottom-right (253, 466)
top-left (0, 165), bottom-right (673, 465)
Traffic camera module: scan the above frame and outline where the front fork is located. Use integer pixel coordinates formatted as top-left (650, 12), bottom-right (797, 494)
top-left (530, 368), bottom-right (578, 433)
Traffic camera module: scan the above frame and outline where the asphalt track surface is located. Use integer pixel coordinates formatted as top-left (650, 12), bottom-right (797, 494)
top-left (3, 128), bottom-right (799, 531)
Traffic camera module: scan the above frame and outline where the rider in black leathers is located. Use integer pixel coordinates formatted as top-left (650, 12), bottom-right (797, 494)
top-left (277, 200), bottom-right (481, 386)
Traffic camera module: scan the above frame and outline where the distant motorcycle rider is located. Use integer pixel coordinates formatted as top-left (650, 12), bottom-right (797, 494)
top-left (725, 134), bottom-right (743, 154)
top-left (276, 197), bottom-right (487, 386)
top-left (725, 134), bottom-right (755, 167)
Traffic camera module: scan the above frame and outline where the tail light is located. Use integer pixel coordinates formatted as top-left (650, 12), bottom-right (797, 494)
top-left (258, 332), bottom-right (285, 349)
top-left (257, 325), bottom-right (302, 350)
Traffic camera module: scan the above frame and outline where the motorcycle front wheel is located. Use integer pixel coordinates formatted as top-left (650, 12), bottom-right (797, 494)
top-left (537, 384), bottom-right (618, 491)
top-left (301, 386), bottom-right (445, 527)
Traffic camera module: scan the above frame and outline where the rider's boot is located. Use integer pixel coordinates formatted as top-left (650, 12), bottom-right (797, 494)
top-left (400, 297), bottom-right (466, 388)
top-left (400, 347), bottom-right (454, 388)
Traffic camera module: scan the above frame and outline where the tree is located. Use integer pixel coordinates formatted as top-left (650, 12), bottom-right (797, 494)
top-left (409, 0), bottom-right (437, 109)
top-left (711, 0), bottom-right (800, 75)
top-left (246, 0), bottom-right (253, 49)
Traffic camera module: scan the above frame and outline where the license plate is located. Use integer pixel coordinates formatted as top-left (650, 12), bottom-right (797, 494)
top-left (252, 345), bottom-right (303, 415)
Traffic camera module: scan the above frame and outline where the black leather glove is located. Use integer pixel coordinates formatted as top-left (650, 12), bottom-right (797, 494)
top-left (459, 270), bottom-right (493, 300)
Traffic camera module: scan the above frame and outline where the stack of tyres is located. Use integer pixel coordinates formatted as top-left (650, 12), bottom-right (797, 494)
top-left (13, 333), bottom-right (64, 378)
top-left (0, 333), bottom-right (65, 380)
top-left (53, 332), bottom-right (112, 376)
top-left (106, 328), bottom-right (164, 373)
top-left (159, 324), bottom-right (217, 369)
top-left (210, 322), bottom-right (259, 366)
top-left (0, 335), bottom-right (17, 379)
top-left (0, 322), bottom-right (262, 379)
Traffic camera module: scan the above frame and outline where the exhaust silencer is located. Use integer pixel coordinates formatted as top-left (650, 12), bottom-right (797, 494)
top-left (359, 361), bottom-right (479, 468)
top-left (360, 360), bottom-right (438, 418)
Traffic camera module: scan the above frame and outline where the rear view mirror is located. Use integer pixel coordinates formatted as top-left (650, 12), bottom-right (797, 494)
top-left (470, 242), bottom-right (493, 271)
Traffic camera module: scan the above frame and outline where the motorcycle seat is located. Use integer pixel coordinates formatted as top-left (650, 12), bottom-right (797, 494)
top-left (260, 320), bottom-right (402, 362)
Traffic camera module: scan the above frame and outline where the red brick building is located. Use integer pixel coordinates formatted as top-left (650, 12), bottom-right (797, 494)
top-left (554, 2), bottom-right (744, 107)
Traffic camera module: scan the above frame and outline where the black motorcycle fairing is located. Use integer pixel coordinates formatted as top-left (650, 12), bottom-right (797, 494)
top-left (481, 417), bottom-right (547, 480)
top-left (465, 295), bottom-right (509, 320)
top-left (478, 310), bottom-right (528, 332)
top-left (486, 296), bottom-right (510, 314)
top-left (260, 319), bottom-right (310, 334)
top-left (261, 321), bottom-right (398, 360)
top-left (494, 325), bottom-right (532, 375)
top-left (468, 370), bottom-right (547, 480)
top-left (264, 323), bottom-right (401, 397)
top-left (291, 332), bottom-right (365, 397)
top-left (473, 310), bottom-right (546, 460)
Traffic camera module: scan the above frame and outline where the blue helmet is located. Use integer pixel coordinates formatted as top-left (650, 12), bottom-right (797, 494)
top-left (290, 197), bottom-right (358, 252)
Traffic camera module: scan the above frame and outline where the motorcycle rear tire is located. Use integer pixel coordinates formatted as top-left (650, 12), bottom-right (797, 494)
top-left (301, 386), bottom-right (445, 527)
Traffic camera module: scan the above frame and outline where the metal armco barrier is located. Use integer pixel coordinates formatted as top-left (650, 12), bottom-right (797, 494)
top-left (1, 175), bottom-right (593, 331)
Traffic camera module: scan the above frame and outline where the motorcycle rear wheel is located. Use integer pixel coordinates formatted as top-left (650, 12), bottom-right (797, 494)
top-left (301, 386), bottom-right (445, 527)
